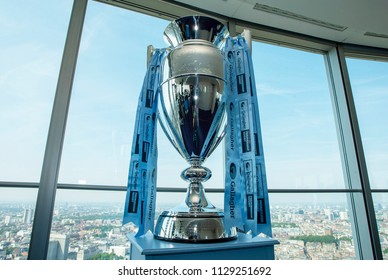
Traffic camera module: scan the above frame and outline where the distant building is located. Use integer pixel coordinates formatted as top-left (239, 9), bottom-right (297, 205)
top-left (375, 203), bottom-right (383, 211)
top-left (324, 209), bottom-right (335, 221)
top-left (339, 211), bottom-right (349, 220)
top-left (4, 215), bottom-right (11, 225)
top-left (109, 246), bottom-right (129, 258)
top-left (47, 234), bottom-right (69, 260)
top-left (77, 246), bottom-right (100, 260)
top-left (0, 250), bottom-right (6, 259)
top-left (23, 209), bottom-right (34, 224)
top-left (324, 228), bottom-right (333, 236)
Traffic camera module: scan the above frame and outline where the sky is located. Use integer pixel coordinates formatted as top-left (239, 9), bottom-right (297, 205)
top-left (346, 58), bottom-right (388, 189)
top-left (0, 0), bottom-right (388, 206)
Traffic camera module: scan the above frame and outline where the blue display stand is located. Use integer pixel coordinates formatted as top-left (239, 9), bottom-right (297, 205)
top-left (128, 233), bottom-right (278, 260)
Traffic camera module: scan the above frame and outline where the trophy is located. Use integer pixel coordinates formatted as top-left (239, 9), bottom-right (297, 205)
top-left (154, 16), bottom-right (237, 242)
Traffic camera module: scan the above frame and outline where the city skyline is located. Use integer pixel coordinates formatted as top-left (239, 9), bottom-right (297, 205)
top-left (3, 200), bottom-right (382, 260)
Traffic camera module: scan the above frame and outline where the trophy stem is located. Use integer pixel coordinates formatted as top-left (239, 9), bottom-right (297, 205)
top-left (182, 162), bottom-right (213, 212)
top-left (185, 182), bottom-right (208, 212)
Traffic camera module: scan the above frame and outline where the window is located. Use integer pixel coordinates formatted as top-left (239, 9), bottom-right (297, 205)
top-left (58, 1), bottom-right (169, 186)
top-left (49, 189), bottom-right (130, 260)
top-left (270, 193), bottom-right (355, 259)
top-left (372, 193), bottom-right (388, 259)
top-left (0, 0), bottom-right (72, 182)
top-left (51, 1), bottom-right (221, 259)
top-left (57, 1), bottom-right (226, 191)
top-left (0, 0), bottom-right (72, 260)
top-left (56, 1), bottom-right (225, 190)
top-left (248, 41), bottom-right (356, 259)
top-left (0, 187), bottom-right (38, 260)
top-left (251, 42), bottom-right (344, 190)
top-left (346, 57), bottom-right (388, 259)
top-left (346, 58), bottom-right (388, 190)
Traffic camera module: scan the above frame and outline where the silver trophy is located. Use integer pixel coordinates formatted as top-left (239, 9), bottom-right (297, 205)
top-left (154, 16), bottom-right (237, 242)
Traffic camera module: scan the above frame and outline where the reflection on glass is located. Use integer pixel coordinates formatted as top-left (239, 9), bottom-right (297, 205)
top-left (0, 0), bottom-right (72, 182)
top-left (0, 188), bottom-right (38, 260)
top-left (372, 193), bottom-right (388, 259)
top-left (346, 58), bottom-right (388, 189)
top-left (251, 42), bottom-right (344, 189)
top-left (269, 193), bottom-right (356, 260)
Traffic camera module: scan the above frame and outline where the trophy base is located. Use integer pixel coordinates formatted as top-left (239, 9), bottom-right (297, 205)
top-left (154, 208), bottom-right (237, 243)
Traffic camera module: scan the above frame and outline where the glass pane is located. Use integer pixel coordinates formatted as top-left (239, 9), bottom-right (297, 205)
top-left (0, 0), bottom-right (72, 182)
top-left (270, 193), bottom-right (356, 259)
top-left (372, 193), bottom-right (388, 259)
top-left (58, 1), bottom-right (166, 185)
top-left (49, 189), bottom-right (131, 260)
top-left (49, 189), bottom-right (224, 260)
top-left (0, 187), bottom-right (38, 260)
top-left (346, 58), bottom-right (388, 190)
top-left (156, 191), bottom-right (356, 260)
top-left (251, 42), bottom-right (344, 189)
top-left (57, 1), bottom-right (223, 189)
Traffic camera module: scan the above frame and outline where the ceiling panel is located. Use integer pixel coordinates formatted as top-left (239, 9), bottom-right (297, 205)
top-left (173, 0), bottom-right (388, 49)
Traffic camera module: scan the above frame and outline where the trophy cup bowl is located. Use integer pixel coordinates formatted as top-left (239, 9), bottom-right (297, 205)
top-left (154, 16), bottom-right (237, 242)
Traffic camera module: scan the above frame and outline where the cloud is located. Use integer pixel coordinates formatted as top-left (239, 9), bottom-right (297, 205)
top-left (256, 82), bottom-right (309, 97)
top-left (350, 74), bottom-right (388, 87)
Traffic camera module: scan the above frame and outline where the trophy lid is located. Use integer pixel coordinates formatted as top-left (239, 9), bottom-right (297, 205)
top-left (163, 15), bottom-right (229, 48)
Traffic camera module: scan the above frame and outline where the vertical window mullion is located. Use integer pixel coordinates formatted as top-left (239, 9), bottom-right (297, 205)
top-left (28, 0), bottom-right (88, 260)
top-left (325, 45), bottom-right (382, 259)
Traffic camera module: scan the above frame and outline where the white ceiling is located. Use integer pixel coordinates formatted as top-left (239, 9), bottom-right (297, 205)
top-left (172, 0), bottom-right (388, 49)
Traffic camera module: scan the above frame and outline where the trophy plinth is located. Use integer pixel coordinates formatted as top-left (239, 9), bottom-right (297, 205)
top-left (154, 16), bottom-right (237, 242)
